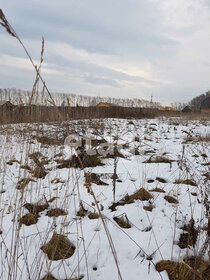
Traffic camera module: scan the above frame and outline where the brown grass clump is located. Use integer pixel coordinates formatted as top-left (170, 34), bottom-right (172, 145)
top-left (20, 164), bottom-right (31, 171)
top-left (17, 177), bottom-right (35, 190)
top-left (150, 188), bottom-right (166, 193)
top-left (41, 232), bottom-right (75, 260)
top-left (30, 153), bottom-right (48, 178)
top-left (147, 179), bottom-right (155, 183)
top-left (46, 208), bottom-right (68, 218)
top-left (174, 179), bottom-right (197, 187)
top-left (184, 257), bottom-right (210, 280)
top-left (57, 153), bottom-right (104, 169)
top-left (88, 212), bottom-right (100, 220)
top-left (155, 260), bottom-right (198, 280)
top-left (35, 135), bottom-right (63, 146)
top-left (164, 195), bottom-right (178, 204)
top-left (56, 159), bottom-right (71, 169)
top-left (76, 203), bottom-right (88, 217)
top-left (202, 162), bottom-right (210, 166)
top-left (143, 204), bottom-right (154, 212)
top-left (24, 201), bottom-right (49, 215)
top-left (19, 213), bottom-right (38, 226)
top-left (156, 257), bottom-right (210, 280)
top-left (156, 177), bottom-right (167, 183)
top-left (33, 166), bottom-right (47, 179)
top-left (113, 214), bottom-right (131, 229)
top-left (29, 152), bottom-right (43, 160)
top-left (89, 138), bottom-right (107, 147)
top-left (7, 159), bottom-right (20, 165)
top-left (47, 196), bottom-right (57, 203)
top-left (191, 192), bottom-right (197, 196)
top-left (127, 188), bottom-right (153, 202)
top-left (109, 188), bottom-right (153, 211)
top-left (183, 135), bottom-right (210, 144)
top-left (41, 158), bottom-right (51, 165)
top-left (134, 136), bottom-right (140, 142)
top-left (178, 219), bottom-right (198, 249)
top-left (144, 156), bottom-right (174, 164)
top-left (85, 173), bottom-right (108, 186)
top-left (75, 202), bottom-right (100, 219)
top-left (41, 273), bottom-right (57, 280)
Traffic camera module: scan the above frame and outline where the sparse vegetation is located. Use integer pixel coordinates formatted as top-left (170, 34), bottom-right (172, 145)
top-left (0, 8), bottom-right (209, 280)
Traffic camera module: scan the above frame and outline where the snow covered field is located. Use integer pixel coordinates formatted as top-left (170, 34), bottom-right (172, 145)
top-left (0, 117), bottom-right (209, 280)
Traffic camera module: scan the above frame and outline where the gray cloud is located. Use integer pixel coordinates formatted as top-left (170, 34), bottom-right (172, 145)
top-left (1, 0), bottom-right (210, 104)
top-left (84, 75), bottom-right (120, 87)
top-left (1, 0), bottom-right (179, 57)
top-left (45, 54), bottom-right (161, 86)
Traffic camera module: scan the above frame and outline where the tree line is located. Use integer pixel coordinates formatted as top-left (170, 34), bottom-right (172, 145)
top-left (0, 88), bottom-right (161, 108)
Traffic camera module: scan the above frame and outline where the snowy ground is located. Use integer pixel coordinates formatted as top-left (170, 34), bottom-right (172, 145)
top-left (0, 117), bottom-right (209, 280)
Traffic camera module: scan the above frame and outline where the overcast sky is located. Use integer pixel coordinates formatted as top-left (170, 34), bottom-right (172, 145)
top-left (1, 0), bottom-right (210, 104)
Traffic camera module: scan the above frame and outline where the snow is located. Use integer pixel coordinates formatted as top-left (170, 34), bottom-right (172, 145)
top-left (0, 117), bottom-right (209, 280)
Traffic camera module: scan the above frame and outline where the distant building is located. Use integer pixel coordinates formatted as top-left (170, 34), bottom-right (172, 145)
top-left (160, 106), bottom-right (177, 111)
top-left (182, 106), bottom-right (192, 113)
top-left (96, 102), bottom-right (113, 108)
top-left (200, 97), bottom-right (210, 114)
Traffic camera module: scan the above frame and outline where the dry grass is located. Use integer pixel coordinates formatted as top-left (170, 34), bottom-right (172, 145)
top-left (19, 213), bottom-right (38, 226)
top-left (0, 10), bottom-right (209, 278)
top-left (174, 179), bottom-right (197, 187)
top-left (164, 195), bottom-right (178, 204)
top-left (41, 233), bottom-right (76, 260)
top-left (113, 214), bottom-right (131, 229)
top-left (46, 208), bottom-right (68, 217)
top-left (144, 156), bottom-right (174, 164)
top-left (109, 188), bottom-right (153, 211)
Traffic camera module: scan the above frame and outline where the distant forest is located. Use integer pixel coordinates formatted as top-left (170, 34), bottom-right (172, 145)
top-left (0, 88), bottom-right (161, 108)
top-left (170, 91), bottom-right (210, 111)
top-left (189, 91), bottom-right (210, 111)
